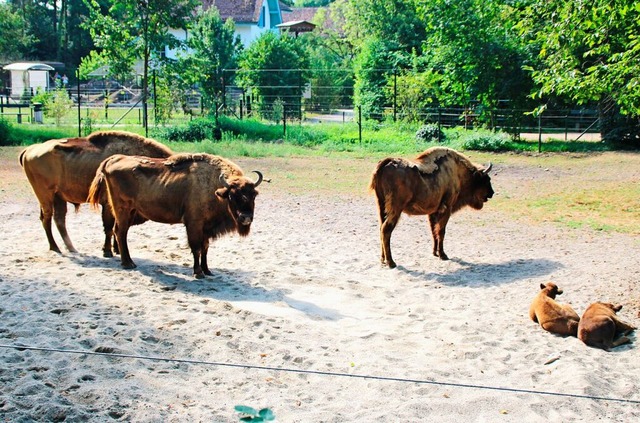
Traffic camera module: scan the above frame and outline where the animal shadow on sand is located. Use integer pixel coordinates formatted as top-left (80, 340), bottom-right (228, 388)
top-left (66, 253), bottom-right (343, 321)
top-left (397, 258), bottom-right (562, 287)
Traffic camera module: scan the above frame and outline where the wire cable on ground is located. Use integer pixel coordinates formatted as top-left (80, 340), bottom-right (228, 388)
top-left (1, 343), bottom-right (638, 405)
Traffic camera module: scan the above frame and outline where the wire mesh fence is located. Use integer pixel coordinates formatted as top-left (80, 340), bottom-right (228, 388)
top-left (1, 68), bottom-right (600, 141)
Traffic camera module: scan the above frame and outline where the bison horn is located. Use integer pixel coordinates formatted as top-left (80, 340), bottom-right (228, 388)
top-left (252, 170), bottom-right (263, 187)
top-left (219, 173), bottom-right (230, 188)
top-left (483, 163), bottom-right (493, 174)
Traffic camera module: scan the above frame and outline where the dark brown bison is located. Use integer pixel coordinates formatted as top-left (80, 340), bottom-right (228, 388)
top-left (19, 131), bottom-right (173, 256)
top-left (369, 147), bottom-right (493, 268)
top-left (578, 302), bottom-right (636, 350)
top-left (88, 153), bottom-right (263, 278)
top-left (529, 282), bottom-right (580, 337)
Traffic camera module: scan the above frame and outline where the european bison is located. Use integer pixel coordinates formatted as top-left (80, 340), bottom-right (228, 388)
top-left (529, 282), bottom-right (580, 337)
top-left (88, 153), bottom-right (263, 278)
top-left (578, 302), bottom-right (636, 350)
top-left (369, 147), bottom-right (493, 268)
top-left (19, 131), bottom-right (173, 256)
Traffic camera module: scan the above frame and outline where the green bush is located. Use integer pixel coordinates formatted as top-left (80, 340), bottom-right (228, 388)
top-left (460, 130), bottom-right (512, 151)
top-left (0, 118), bottom-right (12, 146)
top-left (156, 118), bottom-right (219, 142)
top-left (415, 123), bottom-right (444, 142)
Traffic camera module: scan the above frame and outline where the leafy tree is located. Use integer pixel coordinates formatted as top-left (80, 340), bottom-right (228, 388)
top-left (302, 30), bottom-right (353, 112)
top-left (82, 0), bottom-right (197, 132)
top-left (338, 0), bottom-right (425, 56)
top-left (353, 37), bottom-right (391, 120)
top-left (418, 0), bottom-right (534, 113)
top-left (388, 67), bottom-right (442, 122)
top-left (237, 31), bottom-right (309, 120)
top-left (518, 0), bottom-right (640, 144)
top-left (177, 7), bottom-right (242, 107)
top-left (33, 89), bottom-right (73, 125)
top-left (0, 2), bottom-right (35, 61)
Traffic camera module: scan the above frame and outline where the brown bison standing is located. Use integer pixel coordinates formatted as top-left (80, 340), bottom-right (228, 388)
top-left (19, 131), bottom-right (173, 256)
top-left (369, 147), bottom-right (493, 268)
top-left (88, 153), bottom-right (263, 278)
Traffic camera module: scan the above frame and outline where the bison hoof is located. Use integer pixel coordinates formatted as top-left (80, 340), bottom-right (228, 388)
top-left (103, 250), bottom-right (114, 258)
top-left (194, 272), bottom-right (205, 279)
top-left (439, 254), bottom-right (449, 261)
top-left (386, 260), bottom-right (397, 269)
top-left (122, 262), bottom-right (137, 270)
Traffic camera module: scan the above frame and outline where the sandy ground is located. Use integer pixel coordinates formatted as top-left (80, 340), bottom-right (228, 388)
top-left (0, 147), bottom-right (639, 422)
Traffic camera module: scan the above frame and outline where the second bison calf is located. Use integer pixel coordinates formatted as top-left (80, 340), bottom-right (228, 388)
top-left (578, 302), bottom-right (636, 351)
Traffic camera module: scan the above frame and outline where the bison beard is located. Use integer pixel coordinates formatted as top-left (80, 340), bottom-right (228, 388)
top-left (369, 147), bottom-right (494, 268)
top-left (88, 153), bottom-right (263, 279)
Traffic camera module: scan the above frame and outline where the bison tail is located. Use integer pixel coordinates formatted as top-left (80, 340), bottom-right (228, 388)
top-left (369, 158), bottom-right (388, 193)
top-left (87, 161), bottom-right (108, 210)
top-left (19, 149), bottom-right (27, 168)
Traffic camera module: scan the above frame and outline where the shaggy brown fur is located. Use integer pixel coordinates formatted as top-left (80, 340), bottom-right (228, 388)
top-left (529, 282), bottom-right (580, 337)
top-left (88, 153), bottom-right (263, 279)
top-left (578, 302), bottom-right (636, 350)
top-left (19, 131), bottom-right (173, 256)
top-left (369, 147), bottom-right (493, 268)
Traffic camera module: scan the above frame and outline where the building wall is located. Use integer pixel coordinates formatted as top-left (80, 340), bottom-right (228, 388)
top-left (9, 70), bottom-right (50, 98)
top-left (164, 0), bottom-right (280, 59)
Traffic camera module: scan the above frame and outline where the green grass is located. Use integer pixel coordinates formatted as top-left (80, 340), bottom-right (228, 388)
top-left (3, 114), bottom-right (616, 156)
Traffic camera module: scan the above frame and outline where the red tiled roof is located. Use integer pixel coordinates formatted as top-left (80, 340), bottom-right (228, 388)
top-left (281, 7), bottom-right (319, 24)
top-left (203, 0), bottom-right (263, 23)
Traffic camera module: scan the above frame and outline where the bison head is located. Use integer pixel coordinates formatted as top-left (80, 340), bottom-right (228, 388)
top-left (470, 163), bottom-right (494, 209)
top-left (216, 171), bottom-right (262, 236)
top-left (598, 302), bottom-right (623, 313)
top-left (540, 282), bottom-right (562, 298)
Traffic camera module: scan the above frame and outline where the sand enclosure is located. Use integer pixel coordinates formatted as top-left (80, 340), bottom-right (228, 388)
top-left (1, 147), bottom-right (639, 421)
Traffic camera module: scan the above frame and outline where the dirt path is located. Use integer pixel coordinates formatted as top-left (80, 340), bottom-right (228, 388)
top-left (0, 146), bottom-right (639, 422)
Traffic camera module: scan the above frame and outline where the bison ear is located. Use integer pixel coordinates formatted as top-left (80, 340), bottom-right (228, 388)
top-left (540, 283), bottom-right (546, 290)
top-left (215, 187), bottom-right (229, 199)
top-left (613, 304), bottom-right (623, 312)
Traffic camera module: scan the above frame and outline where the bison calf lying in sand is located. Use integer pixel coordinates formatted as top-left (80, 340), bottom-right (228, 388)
top-left (578, 302), bottom-right (636, 350)
top-left (529, 282), bottom-right (580, 337)
top-left (369, 147), bottom-right (493, 268)
top-left (88, 153), bottom-right (263, 279)
top-left (19, 131), bottom-right (173, 256)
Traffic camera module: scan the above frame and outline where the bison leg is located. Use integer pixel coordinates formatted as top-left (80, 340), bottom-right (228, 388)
top-left (200, 239), bottom-right (213, 277)
top-left (611, 335), bottom-right (631, 348)
top-left (53, 195), bottom-right (77, 253)
top-left (614, 319), bottom-right (636, 336)
top-left (429, 212), bottom-right (450, 260)
top-left (39, 205), bottom-right (61, 253)
top-left (380, 212), bottom-right (401, 268)
top-left (541, 320), bottom-right (578, 337)
top-left (114, 212), bottom-right (136, 269)
top-left (101, 205), bottom-right (116, 257)
top-left (186, 225), bottom-right (207, 279)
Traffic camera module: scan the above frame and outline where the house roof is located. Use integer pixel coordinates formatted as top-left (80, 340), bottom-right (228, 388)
top-left (203, 0), bottom-right (263, 23)
top-left (281, 7), bottom-right (319, 24)
top-left (3, 62), bottom-right (55, 72)
top-left (277, 20), bottom-right (316, 33)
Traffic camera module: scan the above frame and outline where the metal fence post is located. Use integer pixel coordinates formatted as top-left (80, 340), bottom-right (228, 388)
top-left (283, 103), bottom-right (287, 136)
top-left (76, 69), bottom-right (81, 137)
top-left (358, 105), bottom-right (362, 143)
top-left (393, 70), bottom-right (397, 122)
top-left (538, 110), bottom-right (542, 153)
